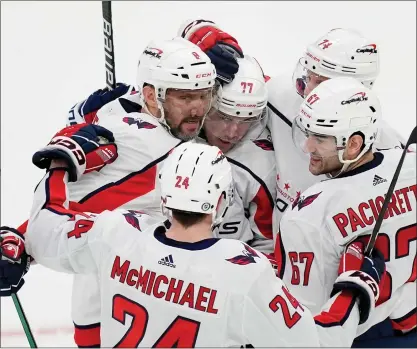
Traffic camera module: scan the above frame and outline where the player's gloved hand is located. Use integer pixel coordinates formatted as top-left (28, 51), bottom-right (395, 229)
top-left (179, 19), bottom-right (243, 83)
top-left (0, 227), bottom-right (30, 296)
top-left (331, 241), bottom-right (386, 324)
top-left (262, 252), bottom-right (279, 276)
top-left (67, 83), bottom-right (134, 126)
top-left (32, 124), bottom-right (118, 182)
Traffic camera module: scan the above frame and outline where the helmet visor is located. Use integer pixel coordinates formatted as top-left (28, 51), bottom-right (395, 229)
top-left (204, 108), bottom-right (265, 144)
top-left (292, 58), bottom-right (330, 98)
top-left (292, 117), bottom-right (339, 159)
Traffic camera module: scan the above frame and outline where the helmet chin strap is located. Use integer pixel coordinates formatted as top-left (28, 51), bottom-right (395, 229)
top-left (156, 99), bottom-right (176, 136)
top-left (325, 161), bottom-right (350, 179)
top-left (212, 192), bottom-right (229, 228)
top-left (326, 146), bottom-right (370, 178)
top-left (140, 94), bottom-right (180, 137)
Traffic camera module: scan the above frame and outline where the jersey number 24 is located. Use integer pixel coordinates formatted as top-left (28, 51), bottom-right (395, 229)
top-left (112, 294), bottom-right (200, 347)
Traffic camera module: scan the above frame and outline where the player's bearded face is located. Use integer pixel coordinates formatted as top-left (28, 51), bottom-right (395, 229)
top-left (163, 88), bottom-right (213, 141)
top-left (204, 109), bottom-right (259, 153)
top-left (293, 119), bottom-right (342, 175)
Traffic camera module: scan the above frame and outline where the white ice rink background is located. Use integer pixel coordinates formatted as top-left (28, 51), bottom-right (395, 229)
top-left (1, 1), bottom-right (416, 347)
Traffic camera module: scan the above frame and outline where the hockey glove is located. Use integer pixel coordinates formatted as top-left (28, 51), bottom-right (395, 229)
top-left (0, 227), bottom-right (30, 296)
top-left (331, 241), bottom-right (386, 324)
top-left (67, 83), bottom-right (133, 126)
top-left (32, 123), bottom-right (118, 182)
top-left (180, 20), bottom-right (243, 83)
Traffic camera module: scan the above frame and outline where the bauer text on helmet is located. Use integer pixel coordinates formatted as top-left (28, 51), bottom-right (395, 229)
top-left (159, 142), bottom-right (234, 227)
top-left (137, 37), bottom-right (217, 141)
top-left (293, 28), bottom-right (379, 98)
top-left (292, 77), bottom-right (380, 177)
top-left (204, 55), bottom-right (268, 153)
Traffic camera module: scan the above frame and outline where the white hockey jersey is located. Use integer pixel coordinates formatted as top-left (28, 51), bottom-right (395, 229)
top-left (276, 149), bottom-right (417, 335)
top-left (266, 75), bottom-right (408, 237)
top-left (67, 91), bottom-right (181, 217)
top-left (63, 91), bottom-right (183, 346)
top-left (197, 125), bottom-right (276, 253)
top-left (26, 168), bottom-right (369, 347)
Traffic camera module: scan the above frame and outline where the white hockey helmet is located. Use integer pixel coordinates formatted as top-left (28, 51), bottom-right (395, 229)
top-left (293, 77), bottom-right (381, 172)
top-left (204, 55), bottom-right (268, 147)
top-left (213, 55), bottom-right (268, 118)
top-left (159, 142), bottom-right (234, 227)
top-left (136, 37), bottom-right (216, 131)
top-left (294, 28), bottom-right (379, 96)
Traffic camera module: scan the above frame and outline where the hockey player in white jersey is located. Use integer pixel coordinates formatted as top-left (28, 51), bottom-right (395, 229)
top-left (266, 28), bottom-right (407, 234)
top-left (198, 55), bottom-right (276, 254)
top-left (0, 36), bottom-right (217, 347)
top-left (19, 139), bottom-right (386, 347)
top-left (62, 37), bottom-right (216, 347)
top-left (276, 77), bottom-right (417, 346)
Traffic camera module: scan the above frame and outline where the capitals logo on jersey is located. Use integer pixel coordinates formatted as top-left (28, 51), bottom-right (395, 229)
top-left (226, 243), bottom-right (260, 265)
top-left (292, 191), bottom-right (322, 211)
top-left (123, 210), bottom-right (146, 231)
top-left (122, 117), bottom-right (157, 130)
top-left (253, 139), bottom-right (274, 151)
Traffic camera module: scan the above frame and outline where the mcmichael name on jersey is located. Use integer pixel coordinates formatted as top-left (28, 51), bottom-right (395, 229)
top-left (111, 256), bottom-right (219, 314)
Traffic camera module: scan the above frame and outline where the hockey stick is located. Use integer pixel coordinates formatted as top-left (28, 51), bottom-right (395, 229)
top-left (11, 293), bottom-right (37, 348)
top-left (365, 125), bottom-right (417, 256)
top-left (102, 1), bottom-right (116, 90)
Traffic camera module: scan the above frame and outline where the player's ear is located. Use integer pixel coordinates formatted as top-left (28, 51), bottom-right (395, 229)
top-left (346, 134), bottom-right (364, 158)
top-left (142, 85), bottom-right (158, 110)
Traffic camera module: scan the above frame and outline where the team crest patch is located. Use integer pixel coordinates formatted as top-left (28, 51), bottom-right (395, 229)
top-left (292, 191), bottom-right (322, 211)
top-left (253, 139), bottom-right (274, 151)
top-left (226, 243), bottom-right (260, 265)
top-left (122, 117), bottom-right (157, 129)
top-left (123, 210), bottom-right (144, 230)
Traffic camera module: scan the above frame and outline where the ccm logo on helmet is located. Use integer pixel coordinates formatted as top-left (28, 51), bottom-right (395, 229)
top-left (196, 73), bottom-right (212, 78)
top-left (306, 52), bottom-right (320, 62)
top-left (341, 92), bottom-right (368, 105)
top-left (301, 109), bottom-right (312, 118)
